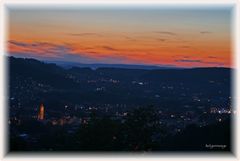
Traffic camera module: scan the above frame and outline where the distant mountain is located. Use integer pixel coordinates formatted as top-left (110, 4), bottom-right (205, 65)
top-left (44, 60), bottom-right (178, 70)
top-left (8, 56), bottom-right (232, 82)
top-left (9, 56), bottom-right (232, 110)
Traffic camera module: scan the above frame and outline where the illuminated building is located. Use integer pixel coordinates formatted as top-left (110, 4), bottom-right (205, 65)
top-left (37, 103), bottom-right (45, 120)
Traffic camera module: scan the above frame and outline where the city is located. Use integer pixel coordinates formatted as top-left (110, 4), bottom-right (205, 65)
top-left (9, 57), bottom-right (232, 151)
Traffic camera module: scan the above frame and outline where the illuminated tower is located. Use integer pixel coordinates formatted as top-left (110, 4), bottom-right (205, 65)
top-left (37, 103), bottom-right (45, 120)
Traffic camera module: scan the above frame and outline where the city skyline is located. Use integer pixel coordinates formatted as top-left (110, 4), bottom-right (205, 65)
top-left (7, 6), bottom-right (232, 68)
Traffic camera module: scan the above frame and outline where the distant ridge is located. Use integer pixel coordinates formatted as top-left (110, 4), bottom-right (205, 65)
top-left (44, 60), bottom-right (179, 70)
top-left (7, 56), bottom-right (232, 71)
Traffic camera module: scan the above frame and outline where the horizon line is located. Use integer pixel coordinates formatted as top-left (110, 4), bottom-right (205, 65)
top-left (7, 56), bottom-right (234, 70)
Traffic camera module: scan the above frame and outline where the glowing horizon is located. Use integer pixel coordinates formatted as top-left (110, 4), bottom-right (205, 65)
top-left (7, 6), bottom-right (232, 68)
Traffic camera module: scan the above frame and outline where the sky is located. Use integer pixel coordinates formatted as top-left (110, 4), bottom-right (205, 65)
top-left (7, 6), bottom-right (233, 68)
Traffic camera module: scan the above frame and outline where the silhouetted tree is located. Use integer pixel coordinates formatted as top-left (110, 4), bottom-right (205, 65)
top-left (122, 106), bottom-right (163, 151)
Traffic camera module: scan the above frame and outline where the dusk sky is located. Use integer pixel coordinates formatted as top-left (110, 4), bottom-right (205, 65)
top-left (7, 6), bottom-right (232, 67)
